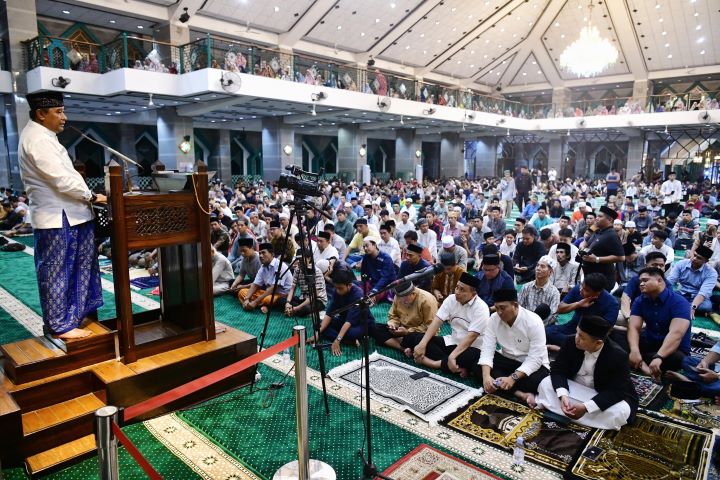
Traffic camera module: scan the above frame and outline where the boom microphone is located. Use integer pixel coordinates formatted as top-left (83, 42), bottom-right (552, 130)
top-left (390, 263), bottom-right (443, 287)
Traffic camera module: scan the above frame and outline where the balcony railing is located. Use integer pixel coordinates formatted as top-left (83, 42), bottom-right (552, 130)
top-left (21, 32), bottom-right (720, 119)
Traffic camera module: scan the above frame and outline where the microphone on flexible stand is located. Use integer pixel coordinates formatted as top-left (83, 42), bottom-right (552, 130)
top-left (69, 126), bottom-right (143, 194)
top-left (390, 263), bottom-right (443, 287)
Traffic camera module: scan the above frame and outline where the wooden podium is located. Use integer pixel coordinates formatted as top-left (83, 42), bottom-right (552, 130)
top-left (106, 162), bottom-right (215, 364)
top-left (0, 162), bottom-right (256, 476)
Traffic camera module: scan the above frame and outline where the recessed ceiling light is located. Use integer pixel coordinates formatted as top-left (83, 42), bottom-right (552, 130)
top-left (697, 37), bottom-right (704, 43)
top-left (655, 3), bottom-right (660, 8)
top-left (274, 6), bottom-right (280, 12)
top-left (537, 70), bottom-right (542, 74)
top-left (435, 20), bottom-right (440, 25)
top-left (287, 112), bottom-right (292, 114)
top-left (522, 72), bottom-right (527, 76)
top-left (360, 32), bottom-right (365, 36)
top-left (700, 50), bottom-right (706, 55)
top-left (337, 25), bottom-right (342, 30)
top-left (555, 22), bottom-right (560, 27)
top-left (375, 18), bottom-right (380, 23)
top-left (390, 2), bottom-right (396, 8)
top-left (664, 43), bottom-right (670, 47)
top-left (667, 54), bottom-right (672, 58)
top-left (62, 10), bottom-right (70, 14)
top-left (130, 108), bottom-right (136, 111)
top-left (658, 18), bottom-right (664, 22)
top-left (106, 113), bottom-right (112, 116)
top-left (109, 20), bottom-right (116, 23)
top-left (194, 97), bottom-right (200, 100)
top-left (405, 45), bottom-right (410, 49)
top-left (137, 25), bottom-right (144, 29)
top-left (661, 31), bottom-right (667, 35)
top-left (695, 25), bottom-right (702, 30)
top-left (114, 111), bottom-right (121, 114)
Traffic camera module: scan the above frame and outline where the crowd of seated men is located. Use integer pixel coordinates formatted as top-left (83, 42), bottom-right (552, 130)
top-left (183, 171), bottom-right (720, 430)
top-left (4, 164), bottom-right (719, 431)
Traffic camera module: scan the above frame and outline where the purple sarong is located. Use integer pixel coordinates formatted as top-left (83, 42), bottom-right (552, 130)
top-left (34, 212), bottom-right (103, 334)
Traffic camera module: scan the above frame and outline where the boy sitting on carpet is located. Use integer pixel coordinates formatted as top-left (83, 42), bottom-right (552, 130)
top-left (316, 267), bottom-right (375, 356)
top-left (535, 315), bottom-right (638, 430)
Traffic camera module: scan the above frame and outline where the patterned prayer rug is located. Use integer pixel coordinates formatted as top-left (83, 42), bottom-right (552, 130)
top-left (381, 444), bottom-right (502, 480)
top-left (327, 352), bottom-right (481, 424)
top-left (570, 412), bottom-right (715, 480)
top-left (661, 400), bottom-right (720, 432)
top-left (145, 413), bottom-right (262, 480)
top-left (631, 374), bottom-right (665, 408)
top-left (444, 394), bottom-right (592, 473)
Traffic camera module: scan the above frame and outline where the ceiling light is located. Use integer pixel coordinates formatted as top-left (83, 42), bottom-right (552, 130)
top-left (194, 97), bottom-right (200, 101)
top-left (655, 3), bottom-right (660, 8)
top-left (658, 18), bottom-right (664, 22)
top-left (360, 32), bottom-right (365, 37)
top-left (420, 33), bottom-right (424, 38)
top-left (661, 31), bottom-right (667, 35)
top-left (667, 54), bottom-right (672, 58)
top-left (105, 113), bottom-right (112, 116)
top-left (390, 2), bottom-right (396, 8)
top-left (137, 25), bottom-right (144, 29)
top-left (700, 50), bottom-right (706, 55)
top-left (375, 18), bottom-right (380, 23)
top-left (664, 43), bottom-right (669, 47)
top-left (337, 25), bottom-right (342, 30)
top-left (559, 0), bottom-right (618, 78)
top-left (695, 25), bottom-right (702, 30)
top-left (62, 10), bottom-right (70, 14)
top-left (406, 45), bottom-right (410, 49)
top-left (537, 70), bottom-right (542, 74)
top-left (109, 20), bottom-right (116, 23)
top-left (148, 94), bottom-right (154, 107)
top-left (555, 22), bottom-right (560, 27)
top-left (274, 6), bottom-right (280, 12)
top-left (697, 37), bottom-right (704, 43)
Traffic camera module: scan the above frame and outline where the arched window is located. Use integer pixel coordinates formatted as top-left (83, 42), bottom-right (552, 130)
top-left (593, 147), bottom-right (614, 175)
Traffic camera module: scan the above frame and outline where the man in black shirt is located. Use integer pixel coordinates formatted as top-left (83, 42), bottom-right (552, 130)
top-left (514, 166), bottom-right (533, 212)
top-left (513, 226), bottom-right (546, 284)
top-left (580, 206), bottom-right (626, 291)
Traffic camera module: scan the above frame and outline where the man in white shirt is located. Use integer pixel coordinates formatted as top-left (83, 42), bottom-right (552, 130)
top-left (19, 91), bottom-right (107, 339)
top-left (416, 218), bottom-right (438, 262)
top-left (211, 247), bottom-right (235, 296)
top-left (477, 288), bottom-right (550, 405)
top-left (660, 171), bottom-right (683, 218)
top-left (551, 243), bottom-right (580, 296)
top-left (395, 210), bottom-right (416, 248)
top-left (238, 242), bottom-right (293, 311)
top-left (407, 272), bottom-right (489, 377)
top-left (401, 198), bottom-right (417, 222)
top-left (315, 231), bottom-right (339, 269)
top-left (535, 315), bottom-right (637, 430)
top-left (377, 224), bottom-right (401, 267)
top-left (638, 230), bottom-right (674, 269)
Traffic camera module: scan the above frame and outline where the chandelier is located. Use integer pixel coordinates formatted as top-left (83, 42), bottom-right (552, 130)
top-left (559, 0), bottom-right (619, 78)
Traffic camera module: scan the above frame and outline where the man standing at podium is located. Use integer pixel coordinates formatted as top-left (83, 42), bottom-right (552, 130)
top-left (18, 91), bottom-right (106, 339)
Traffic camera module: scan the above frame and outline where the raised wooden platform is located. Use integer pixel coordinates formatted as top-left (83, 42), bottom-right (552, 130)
top-left (0, 324), bottom-right (257, 477)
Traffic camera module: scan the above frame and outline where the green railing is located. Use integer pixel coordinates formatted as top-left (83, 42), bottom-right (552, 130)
top-left (21, 31), bottom-right (720, 119)
top-left (22, 33), bottom-right (180, 73)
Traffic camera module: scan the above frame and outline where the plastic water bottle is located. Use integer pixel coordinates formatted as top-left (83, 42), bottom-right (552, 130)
top-left (513, 437), bottom-right (525, 466)
top-left (281, 349), bottom-right (290, 366)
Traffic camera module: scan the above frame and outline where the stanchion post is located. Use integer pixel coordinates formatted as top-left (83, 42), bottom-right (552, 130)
top-left (293, 325), bottom-right (309, 480)
top-left (274, 328), bottom-right (336, 480)
top-left (95, 406), bottom-right (120, 480)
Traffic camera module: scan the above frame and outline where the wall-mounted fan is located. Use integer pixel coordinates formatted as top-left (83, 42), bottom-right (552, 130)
top-left (220, 71), bottom-right (241, 93)
top-left (377, 96), bottom-right (391, 110)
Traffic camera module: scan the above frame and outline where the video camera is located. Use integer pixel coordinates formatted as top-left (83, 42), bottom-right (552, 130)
top-left (278, 165), bottom-right (324, 198)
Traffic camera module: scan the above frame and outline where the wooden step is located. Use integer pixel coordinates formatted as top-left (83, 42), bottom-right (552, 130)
top-left (1, 329), bottom-right (116, 384)
top-left (45, 321), bottom-right (114, 354)
top-left (22, 393), bottom-right (105, 435)
top-left (25, 434), bottom-right (96, 478)
top-left (21, 393), bottom-right (105, 457)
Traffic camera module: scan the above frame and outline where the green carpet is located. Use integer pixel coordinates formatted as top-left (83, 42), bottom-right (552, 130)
top-left (2, 421), bottom-right (201, 480)
top-left (179, 364), bottom-right (497, 480)
top-left (0, 250), bottom-right (149, 330)
top-left (0, 307), bottom-right (34, 344)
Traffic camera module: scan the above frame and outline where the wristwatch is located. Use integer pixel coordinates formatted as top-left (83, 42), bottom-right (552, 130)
top-left (510, 371), bottom-right (521, 381)
top-left (595, 256), bottom-right (600, 263)
top-left (335, 336), bottom-right (343, 343)
top-left (651, 353), bottom-right (663, 362)
top-left (691, 305), bottom-right (698, 310)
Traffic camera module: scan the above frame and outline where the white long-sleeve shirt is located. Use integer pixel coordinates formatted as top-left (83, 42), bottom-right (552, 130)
top-left (660, 179), bottom-right (682, 204)
top-left (417, 229), bottom-right (438, 261)
top-left (479, 307), bottom-right (550, 376)
top-left (436, 294), bottom-right (489, 349)
top-left (18, 120), bottom-right (94, 229)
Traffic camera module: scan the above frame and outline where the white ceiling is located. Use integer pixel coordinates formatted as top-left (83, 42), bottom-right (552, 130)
top-left (41, 0), bottom-right (720, 92)
top-left (509, 53), bottom-right (549, 86)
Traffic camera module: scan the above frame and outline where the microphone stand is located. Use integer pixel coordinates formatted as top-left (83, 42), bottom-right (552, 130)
top-left (327, 266), bottom-right (436, 480)
top-left (70, 126), bottom-right (142, 194)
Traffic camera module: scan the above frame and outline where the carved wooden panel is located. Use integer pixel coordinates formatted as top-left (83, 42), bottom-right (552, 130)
top-left (135, 206), bottom-right (189, 236)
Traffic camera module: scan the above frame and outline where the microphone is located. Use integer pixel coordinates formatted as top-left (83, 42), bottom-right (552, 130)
top-left (391, 263), bottom-right (443, 286)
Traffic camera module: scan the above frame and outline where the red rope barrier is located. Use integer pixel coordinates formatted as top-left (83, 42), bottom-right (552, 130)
top-left (112, 422), bottom-right (163, 479)
top-left (124, 335), bottom-right (299, 421)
